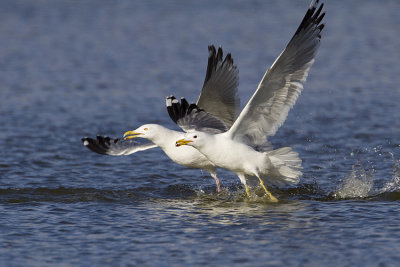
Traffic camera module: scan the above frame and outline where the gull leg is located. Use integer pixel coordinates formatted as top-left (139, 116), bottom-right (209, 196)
top-left (210, 172), bottom-right (221, 192)
top-left (257, 176), bottom-right (278, 202)
top-left (238, 174), bottom-right (251, 197)
top-left (244, 184), bottom-right (251, 197)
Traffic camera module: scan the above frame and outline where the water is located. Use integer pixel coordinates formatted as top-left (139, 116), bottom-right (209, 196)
top-left (1, 0), bottom-right (400, 266)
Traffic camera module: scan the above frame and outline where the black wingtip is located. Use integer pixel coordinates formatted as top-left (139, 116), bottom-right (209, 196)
top-left (223, 53), bottom-right (234, 66)
top-left (294, 0), bottom-right (325, 37)
top-left (203, 44), bottom-right (236, 85)
top-left (166, 95), bottom-right (180, 123)
top-left (165, 96), bottom-right (203, 125)
top-left (316, 12), bottom-right (325, 25)
top-left (208, 45), bottom-right (216, 56)
top-left (82, 136), bottom-right (112, 155)
top-left (217, 46), bottom-right (223, 61)
top-left (313, 3), bottom-right (324, 19)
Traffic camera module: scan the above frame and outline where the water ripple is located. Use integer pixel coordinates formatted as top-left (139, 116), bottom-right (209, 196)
top-left (2, 184), bottom-right (400, 205)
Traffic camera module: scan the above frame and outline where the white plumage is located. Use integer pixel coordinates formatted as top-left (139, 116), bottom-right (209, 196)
top-left (176, 0), bottom-right (325, 201)
top-left (84, 45), bottom-right (239, 192)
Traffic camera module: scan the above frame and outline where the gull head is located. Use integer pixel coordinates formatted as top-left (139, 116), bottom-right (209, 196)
top-left (175, 131), bottom-right (207, 148)
top-left (124, 124), bottom-right (158, 140)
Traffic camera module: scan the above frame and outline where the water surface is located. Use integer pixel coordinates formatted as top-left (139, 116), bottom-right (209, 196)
top-left (1, 0), bottom-right (400, 266)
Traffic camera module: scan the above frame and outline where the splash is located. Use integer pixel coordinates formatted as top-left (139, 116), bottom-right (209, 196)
top-left (381, 157), bottom-right (400, 193)
top-left (334, 162), bottom-right (374, 199)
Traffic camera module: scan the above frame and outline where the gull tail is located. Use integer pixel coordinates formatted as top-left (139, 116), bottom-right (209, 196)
top-left (266, 147), bottom-right (302, 186)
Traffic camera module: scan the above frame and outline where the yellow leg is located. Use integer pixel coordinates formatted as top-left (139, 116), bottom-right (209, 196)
top-left (257, 176), bottom-right (278, 202)
top-left (244, 184), bottom-right (251, 198)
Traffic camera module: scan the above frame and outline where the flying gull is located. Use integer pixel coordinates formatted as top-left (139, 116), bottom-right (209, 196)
top-left (83, 46), bottom-right (240, 192)
top-left (175, 0), bottom-right (325, 201)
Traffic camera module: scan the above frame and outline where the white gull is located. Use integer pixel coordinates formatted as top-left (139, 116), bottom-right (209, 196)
top-left (176, 0), bottom-right (325, 201)
top-left (83, 46), bottom-right (240, 192)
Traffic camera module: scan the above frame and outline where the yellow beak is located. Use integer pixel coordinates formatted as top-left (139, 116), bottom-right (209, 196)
top-left (175, 138), bottom-right (193, 147)
top-left (123, 130), bottom-right (143, 140)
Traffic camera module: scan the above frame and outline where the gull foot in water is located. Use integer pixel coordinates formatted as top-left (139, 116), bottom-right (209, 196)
top-left (244, 184), bottom-right (251, 198)
top-left (257, 176), bottom-right (278, 202)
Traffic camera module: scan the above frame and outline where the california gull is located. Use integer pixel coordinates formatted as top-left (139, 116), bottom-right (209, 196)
top-left (175, 0), bottom-right (325, 201)
top-left (83, 45), bottom-right (239, 192)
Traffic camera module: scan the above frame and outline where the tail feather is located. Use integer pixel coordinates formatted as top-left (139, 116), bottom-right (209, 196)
top-left (266, 147), bottom-right (302, 186)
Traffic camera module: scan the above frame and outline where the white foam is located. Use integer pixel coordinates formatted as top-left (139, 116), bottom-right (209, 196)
top-left (381, 159), bottom-right (400, 193)
top-left (334, 163), bottom-right (374, 199)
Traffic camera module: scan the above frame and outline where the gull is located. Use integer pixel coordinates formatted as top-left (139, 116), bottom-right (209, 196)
top-left (175, 0), bottom-right (325, 201)
top-left (83, 45), bottom-right (240, 192)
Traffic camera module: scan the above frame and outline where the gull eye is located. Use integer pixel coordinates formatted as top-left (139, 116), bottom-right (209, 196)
top-left (193, 135), bottom-right (197, 138)
top-left (144, 128), bottom-right (148, 131)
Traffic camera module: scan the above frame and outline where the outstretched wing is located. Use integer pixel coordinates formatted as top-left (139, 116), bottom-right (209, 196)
top-left (165, 46), bottom-right (239, 134)
top-left (227, 0), bottom-right (325, 147)
top-left (166, 45), bottom-right (239, 133)
top-left (196, 45), bottom-right (240, 128)
top-left (166, 96), bottom-right (227, 134)
top-left (82, 135), bottom-right (157, 156)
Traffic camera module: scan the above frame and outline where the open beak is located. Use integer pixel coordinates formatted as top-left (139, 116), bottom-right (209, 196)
top-left (175, 138), bottom-right (193, 147)
top-left (123, 130), bottom-right (143, 140)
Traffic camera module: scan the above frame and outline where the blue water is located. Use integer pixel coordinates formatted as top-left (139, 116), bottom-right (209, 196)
top-left (1, 0), bottom-right (400, 266)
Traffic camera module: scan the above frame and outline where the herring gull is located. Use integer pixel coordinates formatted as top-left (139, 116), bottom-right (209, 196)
top-left (83, 46), bottom-right (239, 192)
top-left (175, 0), bottom-right (325, 201)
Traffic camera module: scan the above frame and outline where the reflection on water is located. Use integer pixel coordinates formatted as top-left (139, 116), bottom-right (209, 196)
top-left (2, 180), bottom-right (400, 205)
top-left (1, 182), bottom-right (400, 265)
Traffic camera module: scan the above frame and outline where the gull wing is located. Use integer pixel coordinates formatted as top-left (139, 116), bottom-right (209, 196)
top-left (227, 0), bottom-right (325, 147)
top-left (165, 45), bottom-right (239, 134)
top-left (166, 96), bottom-right (227, 134)
top-left (196, 45), bottom-right (240, 128)
top-left (82, 135), bottom-right (157, 156)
